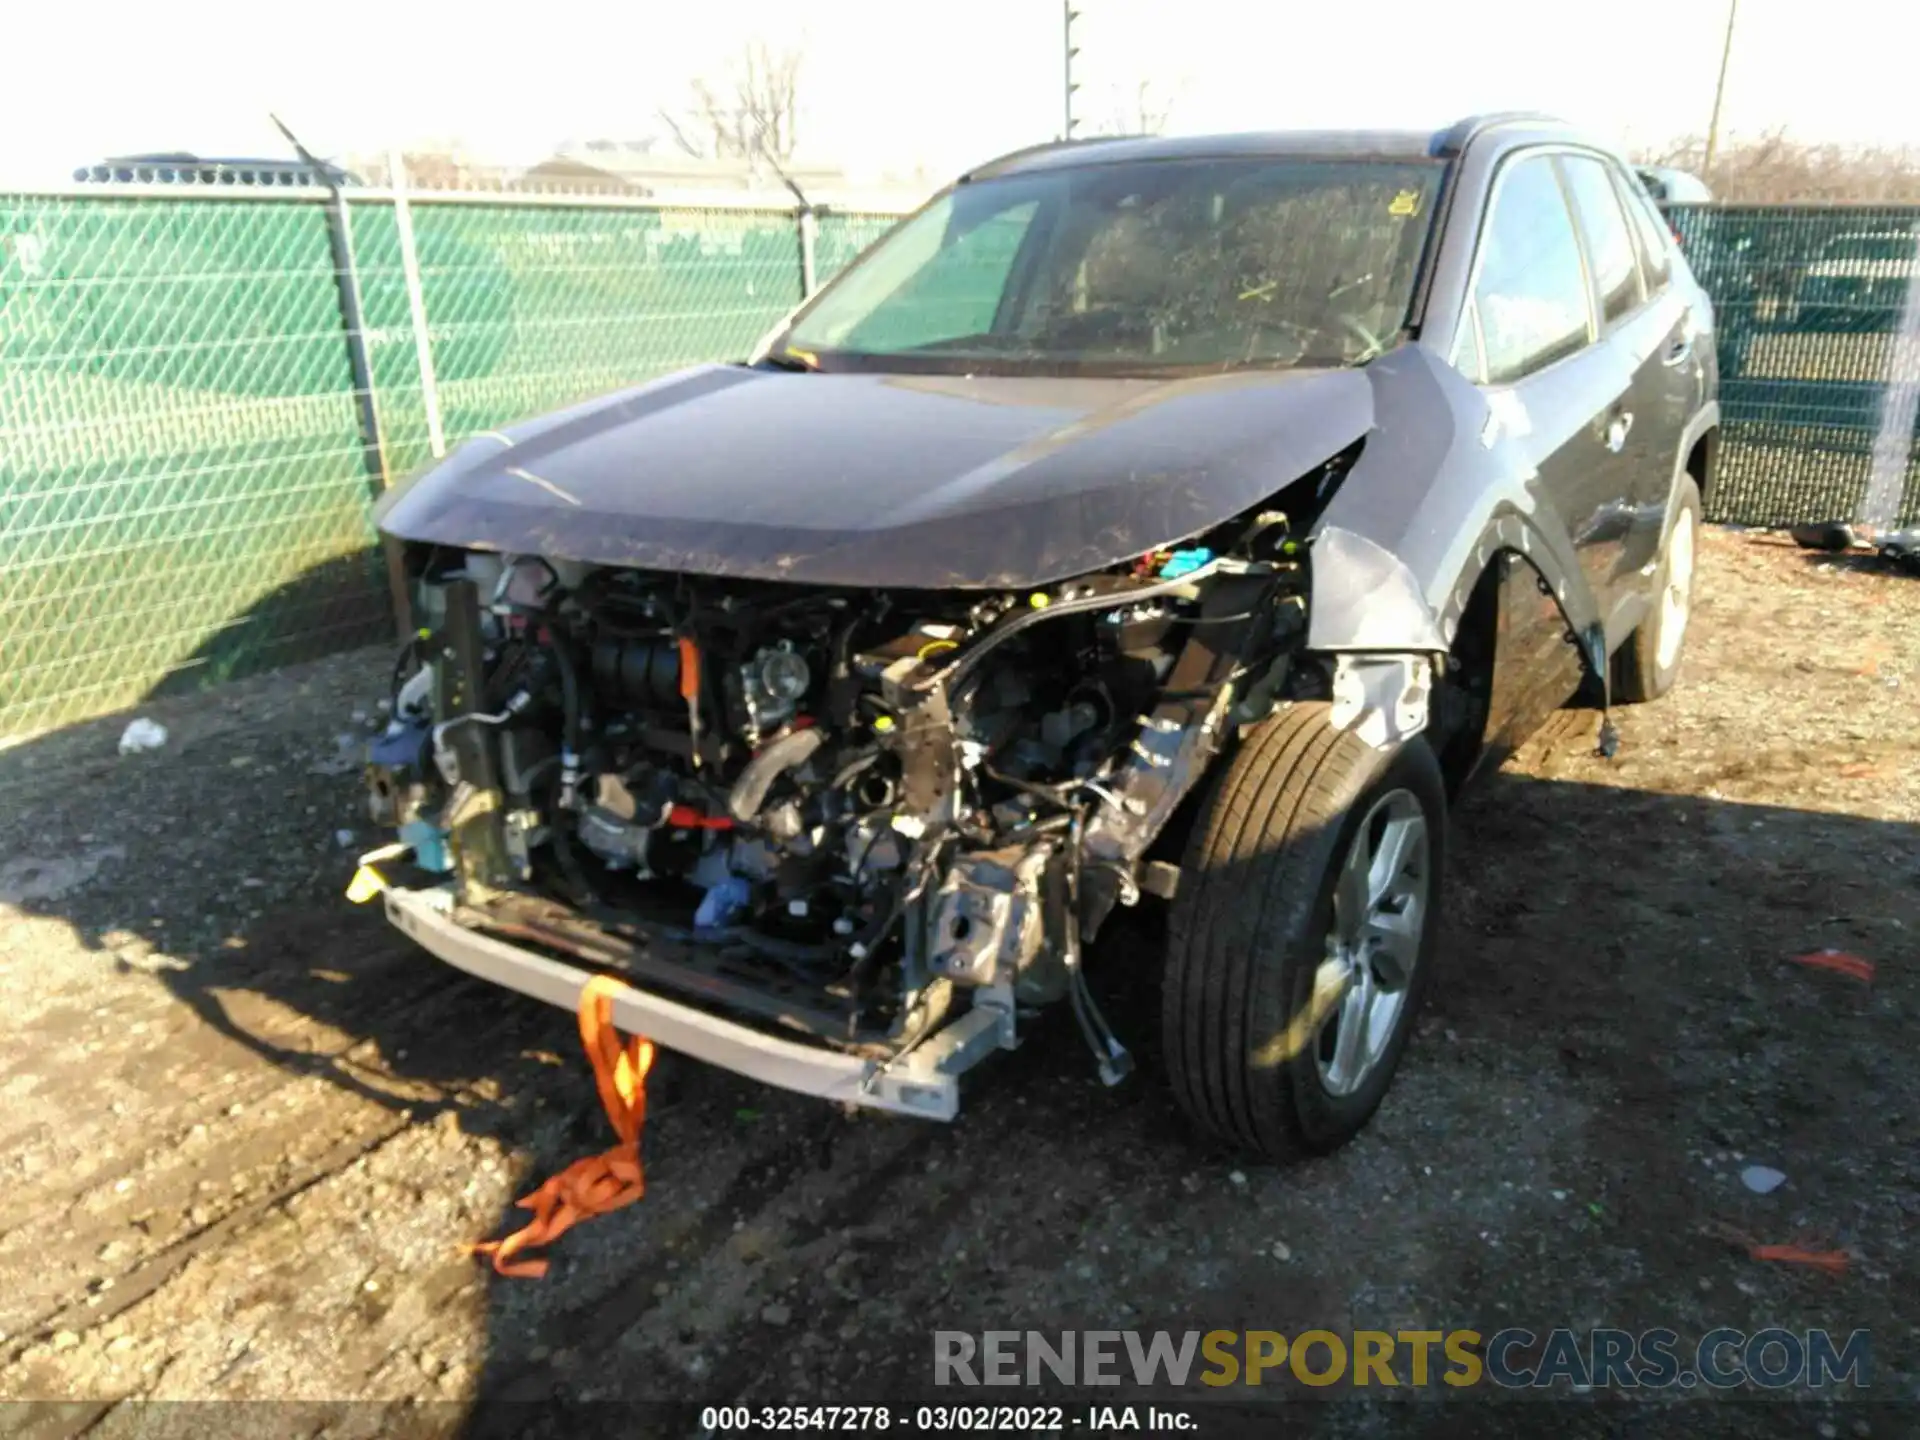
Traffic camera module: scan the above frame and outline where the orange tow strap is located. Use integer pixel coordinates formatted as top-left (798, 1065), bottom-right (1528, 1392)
top-left (469, 975), bottom-right (655, 1279)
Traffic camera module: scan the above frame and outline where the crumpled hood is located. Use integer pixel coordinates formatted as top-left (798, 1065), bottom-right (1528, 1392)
top-left (375, 362), bottom-right (1376, 588)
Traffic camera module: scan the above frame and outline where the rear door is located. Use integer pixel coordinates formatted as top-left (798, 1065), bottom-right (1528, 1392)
top-left (1559, 154), bottom-right (1698, 623)
top-left (1456, 152), bottom-right (1628, 622)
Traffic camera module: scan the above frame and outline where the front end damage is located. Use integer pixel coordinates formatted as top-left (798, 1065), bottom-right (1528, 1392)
top-left (357, 463), bottom-right (1436, 1117)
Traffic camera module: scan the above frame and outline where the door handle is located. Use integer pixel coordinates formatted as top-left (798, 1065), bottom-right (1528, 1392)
top-left (1662, 312), bottom-right (1697, 368)
top-left (1605, 411), bottom-right (1634, 453)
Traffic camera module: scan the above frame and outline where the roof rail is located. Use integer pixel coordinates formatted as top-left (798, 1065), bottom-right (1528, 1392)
top-left (957, 134), bottom-right (1137, 184)
top-left (1432, 111), bottom-right (1571, 156)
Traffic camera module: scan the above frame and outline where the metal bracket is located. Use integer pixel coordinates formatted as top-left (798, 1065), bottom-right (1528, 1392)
top-left (1327, 653), bottom-right (1434, 749)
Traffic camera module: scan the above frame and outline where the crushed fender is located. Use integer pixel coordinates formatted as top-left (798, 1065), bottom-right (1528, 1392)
top-left (1789, 949), bottom-right (1876, 983)
top-left (470, 974), bottom-right (655, 1279)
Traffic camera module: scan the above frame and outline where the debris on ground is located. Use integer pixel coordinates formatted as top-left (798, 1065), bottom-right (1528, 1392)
top-left (1749, 1245), bottom-right (1851, 1274)
top-left (1790, 950), bottom-right (1877, 983)
top-left (1789, 521), bottom-right (1857, 552)
top-left (116, 718), bottom-right (168, 755)
top-left (1739, 1165), bottom-right (1787, 1195)
top-left (468, 977), bottom-right (654, 1279)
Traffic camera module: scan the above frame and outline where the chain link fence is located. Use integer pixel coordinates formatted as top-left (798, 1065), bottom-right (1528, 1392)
top-left (1, 191), bottom-right (389, 738)
top-left (1, 185), bottom-right (909, 737)
top-left (1673, 204), bottom-right (1920, 530)
top-left (3, 183), bottom-right (1918, 739)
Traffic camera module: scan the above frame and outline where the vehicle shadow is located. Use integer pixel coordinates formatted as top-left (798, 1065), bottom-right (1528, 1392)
top-left (4, 624), bottom-right (1913, 1432)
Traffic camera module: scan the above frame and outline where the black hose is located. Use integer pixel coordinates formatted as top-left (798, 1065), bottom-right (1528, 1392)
top-left (727, 725), bottom-right (827, 822)
top-left (549, 637), bottom-right (581, 746)
top-left (548, 792), bottom-right (602, 908)
top-left (389, 635), bottom-right (422, 700)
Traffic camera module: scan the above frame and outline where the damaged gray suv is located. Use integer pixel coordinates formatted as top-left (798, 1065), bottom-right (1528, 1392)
top-left (357, 114), bottom-right (1718, 1160)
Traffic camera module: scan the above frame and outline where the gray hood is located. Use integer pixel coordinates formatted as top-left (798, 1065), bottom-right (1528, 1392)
top-left (374, 362), bottom-right (1374, 589)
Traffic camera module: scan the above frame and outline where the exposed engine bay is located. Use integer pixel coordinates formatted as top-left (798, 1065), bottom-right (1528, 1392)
top-left (362, 460), bottom-right (1424, 1088)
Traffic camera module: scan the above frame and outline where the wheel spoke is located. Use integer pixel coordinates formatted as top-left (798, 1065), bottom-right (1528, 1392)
top-left (1366, 906), bottom-right (1421, 990)
top-left (1366, 813), bottom-right (1422, 906)
top-left (1326, 970), bottom-right (1373, 1089)
top-left (1313, 787), bottom-right (1431, 1098)
top-left (1333, 827), bottom-right (1372, 945)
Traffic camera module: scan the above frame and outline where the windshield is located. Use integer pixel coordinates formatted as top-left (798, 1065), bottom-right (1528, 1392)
top-left (775, 156), bottom-right (1444, 376)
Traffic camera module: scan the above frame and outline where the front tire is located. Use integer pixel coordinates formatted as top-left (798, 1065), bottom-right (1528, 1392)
top-left (1162, 703), bottom-right (1447, 1161)
top-left (1613, 473), bottom-right (1702, 703)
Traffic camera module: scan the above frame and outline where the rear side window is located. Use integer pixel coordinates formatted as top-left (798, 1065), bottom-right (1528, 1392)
top-left (1616, 174), bottom-right (1674, 292)
top-left (1559, 155), bottom-right (1643, 323)
top-left (1470, 155), bottom-right (1594, 383)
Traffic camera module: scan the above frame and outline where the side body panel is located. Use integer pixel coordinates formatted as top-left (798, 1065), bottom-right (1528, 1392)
top-left (1309, 122), bottom-right (1718, 712)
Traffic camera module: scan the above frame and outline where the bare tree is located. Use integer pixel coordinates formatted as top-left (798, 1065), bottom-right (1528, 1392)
top-left (659, 41), bottom-right (803, 170)
top-left (1088, 79), bottom-right (1177, 138)
top-left (1636, 129), bottom-right (1920, 203)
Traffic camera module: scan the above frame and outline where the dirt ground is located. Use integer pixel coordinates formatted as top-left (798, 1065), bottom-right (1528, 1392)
top-left (1, 527), bottom-right (1914, 1437)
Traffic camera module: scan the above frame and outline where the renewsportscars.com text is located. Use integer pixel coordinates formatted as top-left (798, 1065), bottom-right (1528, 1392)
top-left (934, 1328), bottom-right (1872, 1390)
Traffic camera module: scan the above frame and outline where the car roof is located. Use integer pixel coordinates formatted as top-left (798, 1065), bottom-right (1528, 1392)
top-left (961, 113), bottom-right (1594, 181)
top-left (1636, 166), bottom-right (1714, 204)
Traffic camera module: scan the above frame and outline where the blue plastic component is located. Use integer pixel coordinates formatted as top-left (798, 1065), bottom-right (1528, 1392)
top-left (694, 875), bottom-right (752, 930)
top-left (399, 818), bottom-right (452, 873)
top-left (1159, 547), bottom-right (1213, 580)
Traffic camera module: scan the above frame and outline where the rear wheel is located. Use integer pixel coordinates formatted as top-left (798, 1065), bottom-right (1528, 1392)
top-left (1162, 702), bottom-right (1446, 1160)
top-left (1613, 474), bottom-right (1702, 703)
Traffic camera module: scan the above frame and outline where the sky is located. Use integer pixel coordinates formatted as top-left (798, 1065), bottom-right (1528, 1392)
top-left (2, 0), bottom-right (1916, 187)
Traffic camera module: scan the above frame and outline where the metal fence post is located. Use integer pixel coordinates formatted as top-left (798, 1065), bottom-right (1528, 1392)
top-left (797, 205), bottom-right (819, 299)
top-left (390, 148), bottom-right (447, 460)
top-left (320, 183), bottom-right (412, 636)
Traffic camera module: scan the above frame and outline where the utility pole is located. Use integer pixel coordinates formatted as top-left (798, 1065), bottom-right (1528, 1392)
top-left (1703, 0), bottom-right (1739, 178)
top-left (1063, 1), bottom-right (1081, 140)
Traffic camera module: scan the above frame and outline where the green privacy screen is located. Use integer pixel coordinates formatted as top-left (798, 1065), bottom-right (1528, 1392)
top-left (1671, 205), bottom-right (1920, 528)
top-left (0, 194), bottom-right (387, 737)
top-left (0, 193), bottom-right (831, 737)
top-left (351, 201), bottom-right (812, 482)
top-left (3, 190), bottom-right (1915, 738)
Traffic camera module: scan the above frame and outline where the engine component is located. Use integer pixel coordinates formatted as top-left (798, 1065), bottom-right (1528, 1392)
top-left (591, 638), bottom-right (682, 708)
top-left (578, 806), bottom-right (654, 871)
top-left (371, 529), bottom-right (1311, 1087)
top-left (727, 725), bottom-right (826, 822)
top-left (737, 641), bottom-right (813, 739)
top-left (927, 843), bottom-right (1062, 1000)
top-left (366, 721), bottom-right (433, 827)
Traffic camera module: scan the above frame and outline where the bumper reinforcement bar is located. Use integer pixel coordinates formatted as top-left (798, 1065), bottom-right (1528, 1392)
top-left (382, 885), bottom-right (1012, 1120)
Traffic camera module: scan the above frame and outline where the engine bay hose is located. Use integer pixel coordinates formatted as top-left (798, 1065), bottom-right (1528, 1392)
top-left (726, 725), bottom-right (828, 822)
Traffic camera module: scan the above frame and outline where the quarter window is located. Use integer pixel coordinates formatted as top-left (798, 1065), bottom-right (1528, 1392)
top-left (1560, 155), bottom-right (1643, 323)
top-left (1470, 156), bottom-right (1594, 383)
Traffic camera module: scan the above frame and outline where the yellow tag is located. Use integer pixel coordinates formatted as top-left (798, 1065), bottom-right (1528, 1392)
top-left (1389, 190), bottom-right (1420, 217)
top-left (346, 865), bottom-right (387, 904)
top-left (1028, 592), bottom-right (1051, 610)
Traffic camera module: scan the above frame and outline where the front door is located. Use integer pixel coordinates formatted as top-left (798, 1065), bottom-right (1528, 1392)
top-left (1557, 152), bottom-right (1700, 642)
top-left (1461, 151), bottom-right (1630, 627)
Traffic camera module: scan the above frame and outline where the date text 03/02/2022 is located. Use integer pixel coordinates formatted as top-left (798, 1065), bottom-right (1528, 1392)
top-left (699, 1404), bottom-right (1195, 1431)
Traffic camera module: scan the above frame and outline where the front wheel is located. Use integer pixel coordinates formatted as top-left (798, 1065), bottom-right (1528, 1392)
top-left (1162, 702), bottom-right (1447, 1161)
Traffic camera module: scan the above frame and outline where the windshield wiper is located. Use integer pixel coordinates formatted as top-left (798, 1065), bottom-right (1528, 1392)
top-left (757, 348), bottom-right (819, 373)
